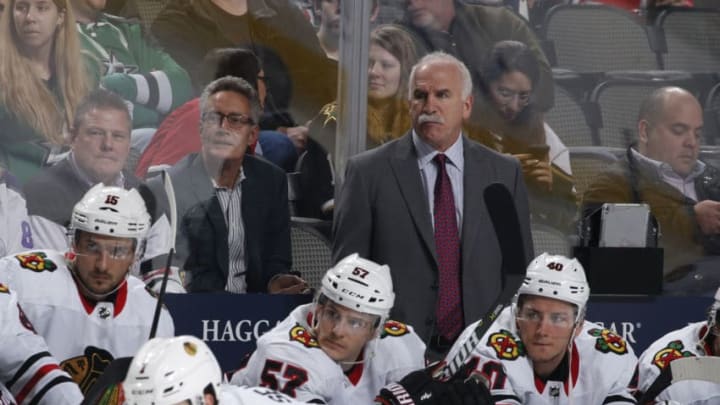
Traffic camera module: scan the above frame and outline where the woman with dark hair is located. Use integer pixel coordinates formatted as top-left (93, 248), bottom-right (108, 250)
top-left (472, 40), bottom-right (577, 231)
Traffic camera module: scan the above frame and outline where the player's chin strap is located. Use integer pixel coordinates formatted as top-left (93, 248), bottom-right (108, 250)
top-left (338, 338), bottom-right (379, 368)
top-left (67, 252), bottom-right (130, 301)
top-left (566, 311), bottom-right (584, 405)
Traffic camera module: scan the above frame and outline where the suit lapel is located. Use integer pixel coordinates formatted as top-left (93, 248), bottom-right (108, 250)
top-left (188, 155), bottom-right (230, 275)
top-left (389, 133), bottom-right (438, 266)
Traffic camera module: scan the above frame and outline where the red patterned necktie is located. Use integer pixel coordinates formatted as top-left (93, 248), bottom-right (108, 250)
top-left (432, 153), bottom-right (463, 341)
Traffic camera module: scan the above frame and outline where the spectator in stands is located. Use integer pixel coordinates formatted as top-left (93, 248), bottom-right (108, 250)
top-left (135, 47), bottom-right (298, 178)
top-left (23, 89), bottom-right (174, 288)
top-left (398, 0), bottom-right (554, 112)
top-left (0, 184), bottom-right (174, 396)
top-left (147, 76), bottom-right (306, 294)
top-left (582, 86), bottom-right (720, 294)
top-left (636, 285), bottom-right (720, 403)
top-left (333, 52), bottom-right (534, 356)
top-left (0, 0), bottom-right (94, 183)
top-left (472, 40), bottom-right (577, 231)
top-left (150, 0), bottom-right (337, 129)
top-left (302, 25), bottom-right (418, 220)
top-left (0, 168), bottom-right (34, 256)
top-left (230, 254), bottom-right (429, 403)
top-left (69, 0), bottom-right (193, 153)
top-left (442, 253), bottom-right (638, 403)
top-left (313, 0), bottom-right (379, 61)
top-left (0, 285), bottom-right (84, 404)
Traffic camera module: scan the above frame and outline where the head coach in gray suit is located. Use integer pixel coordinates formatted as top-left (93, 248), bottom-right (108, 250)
top-left (332, 52), bottom-right (534, 358)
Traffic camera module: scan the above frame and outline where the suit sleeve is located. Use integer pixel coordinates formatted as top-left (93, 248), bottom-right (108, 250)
top-left (332, 157), bottom-right (373, 264)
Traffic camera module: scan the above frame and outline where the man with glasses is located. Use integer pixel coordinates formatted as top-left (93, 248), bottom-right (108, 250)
top-left (442, 253), bottom-right (638, 404)
top-left (148, 76), bottom-right (305, 293)
top-left (0, 184), bottom-right (175, 396)
top-left (231, 253), bottom-right (428, 403)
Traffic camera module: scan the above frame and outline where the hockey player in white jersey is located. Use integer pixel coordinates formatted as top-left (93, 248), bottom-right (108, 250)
top-left (443, 253), bottom-right (638, 404)
top-left (0, 170), bottom-right (33, 257)
top-left (124, 335), bottom-right (307, 405)
top-left (0, 284), bottom-right (83, 404)
top-left (0, 184), bottom-right (174, 397)
top-left (637, 286), bottom-right (720, 404)
top-left (231, 253), bottom-right (428, 403)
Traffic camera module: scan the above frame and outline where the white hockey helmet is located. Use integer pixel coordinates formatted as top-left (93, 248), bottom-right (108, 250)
top-left (320, 253), bottom-right (395, 321)
top-left (70, 184), bottom-right (150, 251)
top-left (517, 253), bottom-right (590, 317)
top-left (124, 336), bottom-right (221, 405)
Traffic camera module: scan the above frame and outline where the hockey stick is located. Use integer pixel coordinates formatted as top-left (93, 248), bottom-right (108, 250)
top-left (81, 172), bottom-right (178, 405)
top-left (638, 357), bottom-right (720, 404)
top-left (435, 182), bottom-right (528, 380)
top-left (148, 169), bottom-right (177, 339)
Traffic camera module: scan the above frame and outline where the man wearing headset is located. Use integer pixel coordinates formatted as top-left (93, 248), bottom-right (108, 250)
top-left (443, 253), bottom-right (638, 404)
top-left (0, 184), bottom-right (174, 396)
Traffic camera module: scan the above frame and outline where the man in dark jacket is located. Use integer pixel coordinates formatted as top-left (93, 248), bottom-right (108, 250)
top-left (148, 76), bottom-right (306, 294)
top-left (582, 87), bottom-right (720, 294)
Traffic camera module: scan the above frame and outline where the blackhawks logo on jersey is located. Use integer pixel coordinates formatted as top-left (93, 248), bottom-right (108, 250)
top-left (14, 252), bottom-right (58, 272)
top-left (487, 329), bottom-right (525, 360)
top-left (381, 320), bottom-right (409, 338)
top-left (652, 340), bottom-right (695, 371)
top-left (588, 328), bottom-right (628, 355)
top-left (61, 346), bottom-right (115, 394)
top-left (289, 324), bottom-right (320, 349)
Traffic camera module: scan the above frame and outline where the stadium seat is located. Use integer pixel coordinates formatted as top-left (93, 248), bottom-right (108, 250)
top-left (569, 146), bottom-right (622, 199)
top-left (545, 79), bottom-right (597, 147)
top-left (704, 82), bottom-right (720, 145)
top-left (587, 71), bottom-right (697, 148)
top-left (541, 4), bottom-right (661, 73)
top-left (290, 217), bottom-right (333, 291)
top-left (654, 8), bottom-right (720, 73)
top-left (531, 222), bottom-right (571, 256)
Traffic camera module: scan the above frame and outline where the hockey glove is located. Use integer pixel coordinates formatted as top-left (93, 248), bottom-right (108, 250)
top-left (375, 363), bottom-right (493, 405)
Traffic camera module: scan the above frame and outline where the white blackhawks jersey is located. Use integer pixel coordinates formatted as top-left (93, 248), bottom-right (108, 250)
top-left (0, 181), bottom-right (33, 257)
top-left (0, 284), bottom-right (83, 404)
top-left (231, 303), bottom-right (426, 404)
top-left (0, 249), bottom-right (174, 396)
top-left (637, 321), bottom-right (720, 405)
top-left (444, 307), bottom-right (638, 405)
top-left (218, 385), bottom-right (308, 404)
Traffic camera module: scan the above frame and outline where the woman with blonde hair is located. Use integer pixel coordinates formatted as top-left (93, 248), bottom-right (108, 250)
top-left (366, 24), bottom-right (418, 148)
top-left (0, 0), bottom-right (94, 183)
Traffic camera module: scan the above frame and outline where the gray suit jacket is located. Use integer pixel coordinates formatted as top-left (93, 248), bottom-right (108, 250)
top-left (147, 153), bottom-right (291, 292)
top-left (332, 133), bottom-right (533, 343)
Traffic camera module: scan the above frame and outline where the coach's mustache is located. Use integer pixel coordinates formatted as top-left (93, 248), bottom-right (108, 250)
top-left (417, 114), bottom-right (444, 125)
